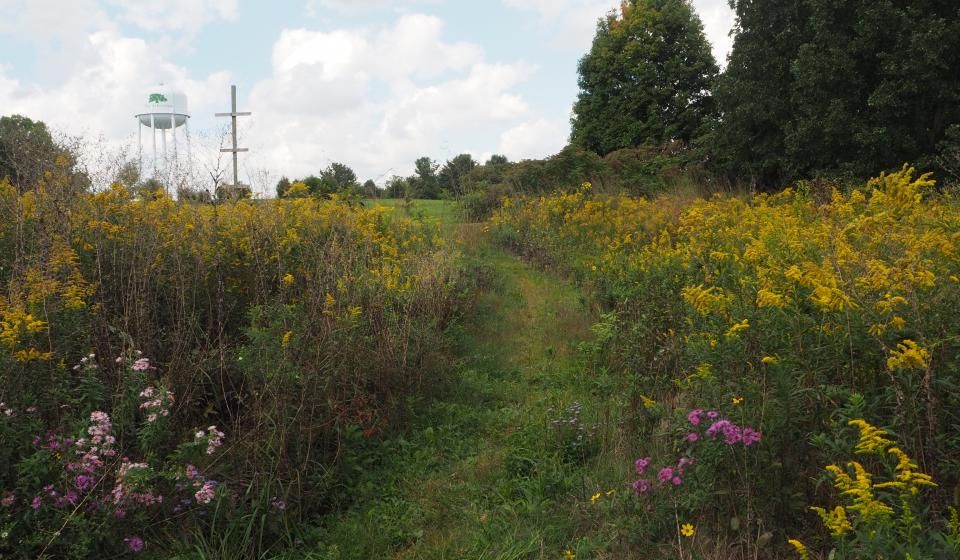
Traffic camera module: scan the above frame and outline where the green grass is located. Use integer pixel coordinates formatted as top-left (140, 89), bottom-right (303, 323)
top-left (297, 228), bottom-right (641, 559)
top-left (365, 199), bottom-right (460, 225)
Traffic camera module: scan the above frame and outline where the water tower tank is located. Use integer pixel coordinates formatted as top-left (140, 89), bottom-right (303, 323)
top-left (136, 84), bottom-right (192, 191)
top-left (136, 86), bottom-right (190, 129)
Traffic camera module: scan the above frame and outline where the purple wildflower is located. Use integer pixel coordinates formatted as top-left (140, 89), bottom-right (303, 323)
top-left (632, 479), bottom-right (651, 494)
top-left (634, 457), bottom-right (651, 476)
top-left (124, 536), bottom-right (144, 552)
top-left (31, 496), bottom-right (41, 509)
top-left (658, 467), bottom-right (674, 483)
top-left (742, 428), bottom-right (762, 446)
top-left (687, 409), bottom-right (703, 426)
top-left (75, 475), bottom-right (93, 491)
top-left (686, 432), bottom-right (699, 443)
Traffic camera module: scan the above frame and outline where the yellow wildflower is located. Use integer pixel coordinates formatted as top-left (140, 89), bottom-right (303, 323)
top-left (886, 339), bottom-right (930, 371)
top-left (590, 492), bottom-right (601, 504)
top-left (731, 396), bottom-right (744, 406)
top-left (756, 288), bottom-right (786, 308)
top-left (848, 419), bottom-right (895, 454)
top-left (282, 273), bottom-right (295, 287)
top-left (724, 319), bottom-right (750, 339)
top-left (787, 539), bottom-right (810, 560)
top-left (564, 549), bottom-right (576, 560)
top-left (680, 523), bottom-right (695, 538)
top-left (761, 356), bottom-right (779, 365)
top-left (281, 331), bottom-right (293, 348)
top-left (810, 505), bottom-right (852, 537)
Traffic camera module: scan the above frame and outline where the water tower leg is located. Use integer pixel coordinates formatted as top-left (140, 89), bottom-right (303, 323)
top-left (185, 119), bottom-right (192, 186)
top-left (171, 112), bottom-right (177, 193)
top-left (160, 122), bottom-right (170, 171)
top-left (151, 114), bottom-right (157, 178)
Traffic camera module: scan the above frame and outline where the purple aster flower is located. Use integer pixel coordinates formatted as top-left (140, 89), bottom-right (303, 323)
top-left (634, 456), bottom-right (651, 475)
top-left (686, 432), bottom-right (699, 443)
top-left (632, 479), bottom-right (651, 494)
top-left (688, 409), bottom-right (703, 426)
top-left (658, 467), bottom-right (674, 483)
top-left (124, 536), bottom-right (144, 552)
top-left (742, 428), bottom-right (762, 446)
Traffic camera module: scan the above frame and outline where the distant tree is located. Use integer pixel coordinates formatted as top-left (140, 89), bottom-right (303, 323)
top-left (276, 176), bottom-right (291, 198)
top-left (0, 114), bottom-right (86, 194)
top-left (570, 0), bottom-right (718, 155)
top-left (321, 162), bottom-right (358, 191)
top-left (115, 161), bottom-right (141, 188)
top-left (486, 154), bottom-right (509, 166)
top-left (438, 153), bottom-right (477, 197)
top-left (411, 156), bottom-right (440, 199)
top-left (384, 175), bottom-right (409, 199)
top-left (361, 179), bottom-right (378, 198)
top-left (177, 186), bottom-right (213, 203)
top-left (216, 184), bottom-right (252, 202)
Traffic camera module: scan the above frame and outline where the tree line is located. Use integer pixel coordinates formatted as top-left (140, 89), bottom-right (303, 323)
top-left (571, 0), bottom-right (960, 190)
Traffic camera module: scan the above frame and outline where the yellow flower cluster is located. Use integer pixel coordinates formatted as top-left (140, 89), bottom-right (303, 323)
top-left (489, 164), bottom-right (957, 388)
top-left (886, 339), bottom-right (931, 371)
top-left (0, 178), bottom-right (452, 372)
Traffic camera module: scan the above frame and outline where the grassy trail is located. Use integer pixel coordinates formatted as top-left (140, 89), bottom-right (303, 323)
top-left (317, 225), bottom-right (602, 559)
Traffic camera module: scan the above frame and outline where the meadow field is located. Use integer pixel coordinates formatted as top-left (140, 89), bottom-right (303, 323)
top-left (2, 167), bottom-right (960, 559)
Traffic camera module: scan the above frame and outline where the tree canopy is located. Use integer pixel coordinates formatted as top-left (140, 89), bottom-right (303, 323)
top-left (570, 0), bottom-right (718, 155)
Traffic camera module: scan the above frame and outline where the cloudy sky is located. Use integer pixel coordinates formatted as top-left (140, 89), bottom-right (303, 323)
top-left (0, 0), bottom-right (735, 193)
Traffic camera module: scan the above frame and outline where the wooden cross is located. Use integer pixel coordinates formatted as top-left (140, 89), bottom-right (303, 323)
top-left (215, 85), bottom-right (251, 187)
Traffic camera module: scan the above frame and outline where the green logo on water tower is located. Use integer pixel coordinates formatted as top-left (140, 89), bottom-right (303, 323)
top-left (148, 93), bottom-right (168, 104)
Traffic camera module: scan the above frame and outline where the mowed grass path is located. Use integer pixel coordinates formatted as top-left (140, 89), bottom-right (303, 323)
top-left (314, 223), bottom-right (608, 559)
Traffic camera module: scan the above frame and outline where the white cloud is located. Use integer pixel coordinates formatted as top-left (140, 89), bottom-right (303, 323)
top-left (246, 15), bottom-right (549, 188)
top-left (305, 0), bottom-right (440, 17)
top-left (503, 0), bottom-right (618, 51)
top-left (107, 0), bottom-right (238, 34)
top-left (498, 118), bottom-right (567, 160)
top-left (0, 31), bottom-right (229, 139)
top-left (503, 0), bottom-right (735, 64)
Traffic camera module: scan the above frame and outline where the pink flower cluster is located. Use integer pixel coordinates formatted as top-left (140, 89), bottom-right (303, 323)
top-left (110, 459), bottom-right (162, 507)
top-left (632, 454), bottom-right (695, 495)
top-left (131, 358), bottom-right (153, 371)
top-left (139, 386), bottom-right (174, 423)
top-left (195, 426), bottom-right (225, 455)
top-left (70, 411), bottom-right (117, 476)
top-left (631, 408), bottom-right (762, 498)
top-left (183, 464), bottom-right (218, 505)
top-left (124, 535), bottom-right (144, 553)
top-left (688, 409), bottom-right (762, 447)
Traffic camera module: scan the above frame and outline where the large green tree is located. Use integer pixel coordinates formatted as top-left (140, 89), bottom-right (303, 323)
top-left (570, 0), bottom-right (718, 155)
top-left (715, 0), bottom-right (960, 187)
top-left (711, 0), bottom-right (807, 187)
top-left (785, 0), bottom-right (960, 179)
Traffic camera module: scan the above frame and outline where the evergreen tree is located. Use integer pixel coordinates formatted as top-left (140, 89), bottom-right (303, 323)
top-left (712, 0), bottom-right (807, 187)
top-left (570, 0), bottom-right (718, 155)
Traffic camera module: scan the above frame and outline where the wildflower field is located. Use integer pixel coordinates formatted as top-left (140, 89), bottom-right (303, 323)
top-left (489, 167), bottom-right (960, 557)
top-left (0, 170), bottom-right (470, 557)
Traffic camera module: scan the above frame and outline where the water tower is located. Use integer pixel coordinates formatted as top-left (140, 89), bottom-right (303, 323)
top-left (136, 85), bottom-right (191, 190)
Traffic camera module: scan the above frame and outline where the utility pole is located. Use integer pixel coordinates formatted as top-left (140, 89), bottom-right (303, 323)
top-left (215, 85), bottom-right (251, 187)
